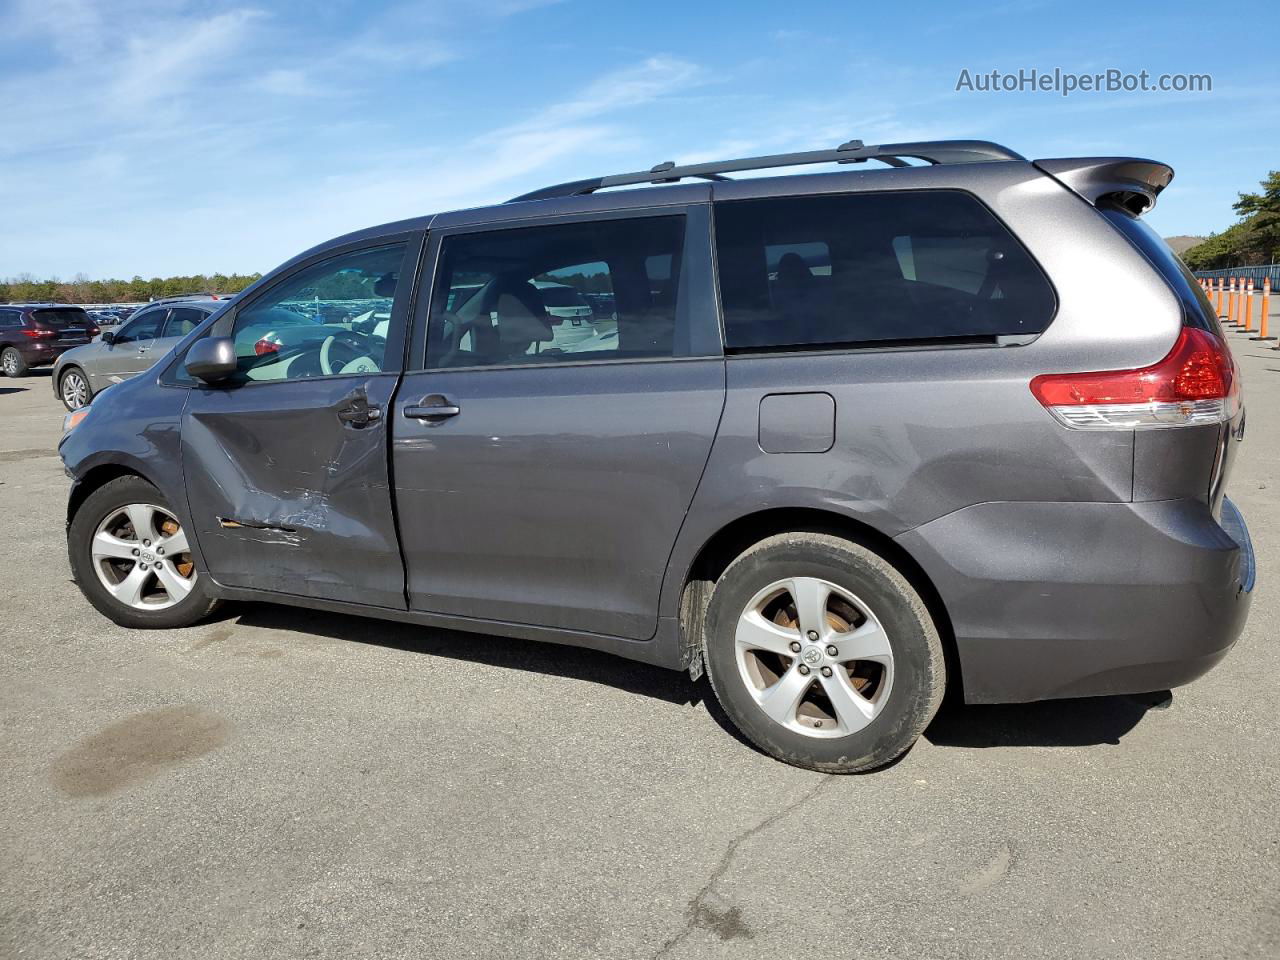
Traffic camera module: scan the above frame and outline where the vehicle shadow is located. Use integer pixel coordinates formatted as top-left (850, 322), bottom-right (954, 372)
top-left (228, 603), bottom-right (704, 707)
top-left (228, 603), bottom-right (1166, 751)
top-left (924, 691), bottom-right (1169, 748)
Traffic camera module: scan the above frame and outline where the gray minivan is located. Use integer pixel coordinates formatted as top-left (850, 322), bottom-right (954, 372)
top-left (58, 139), bottom-right (1254, 772)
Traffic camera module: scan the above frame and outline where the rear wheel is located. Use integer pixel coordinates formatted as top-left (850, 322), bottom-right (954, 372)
top-left (59, 367), bottom-right (91, 410)
top-left (68, 476), bottom-right (220, 629)
top-left (703, 532), bottom-right (945, 773)
top-left (2, 347), bottom-right (28, 378)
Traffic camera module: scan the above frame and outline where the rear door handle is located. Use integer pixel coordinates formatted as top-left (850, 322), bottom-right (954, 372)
top-left (404, 395), bottom-right (461, 420)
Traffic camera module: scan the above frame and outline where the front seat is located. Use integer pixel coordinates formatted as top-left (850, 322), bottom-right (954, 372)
top-left (491, 280), bottom-right (553, 361)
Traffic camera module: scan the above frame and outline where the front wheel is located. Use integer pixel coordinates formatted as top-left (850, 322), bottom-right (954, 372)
top-left (2, 347), bottom-right (28, 378)
top-left (59, 367), bottom-right (92, 410)
top-left (703, 533), bottom-right (945, 773)
top-left (68, 476), bottom-right (220, 629)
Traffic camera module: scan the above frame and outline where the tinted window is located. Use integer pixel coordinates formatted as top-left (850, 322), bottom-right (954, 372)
top-left (1101, 206), bottom-right (1222, 335)
top-left (113, 309), bottom-right (167, 344)
top-left (29, 308), bottom-right (90, 328)
top-left (163, 307), bottom-right (205, 339)
top-left (0, 310), bottom-right (20, 328)
top-left (714, 191), bottom-right (1056, 351)
top-left (426, 216), bottom-right (685, 369)
top-left (230, 243), bottom-right (406, 382)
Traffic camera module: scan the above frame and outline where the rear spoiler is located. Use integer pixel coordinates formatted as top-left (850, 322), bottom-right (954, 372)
top-left (1032, 157), bottom-right (1174, 215)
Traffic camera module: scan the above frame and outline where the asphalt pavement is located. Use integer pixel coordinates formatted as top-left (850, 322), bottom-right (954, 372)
top-left (2, 334), bottom-right (1278, 959)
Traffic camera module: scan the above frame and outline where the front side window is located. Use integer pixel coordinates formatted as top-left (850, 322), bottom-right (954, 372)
top-left (426, 215), bottom-right (686, 369)
top-left (0, 310), bottom-right (19, 328)
top-left (714, 191), bottom-right (1056, 351)
top-left (113, 309), bottom-right (167, 344)
top-left (163, 307), bottom-right (205, 339)
top-left (230, 243), bottom-right (406, 382)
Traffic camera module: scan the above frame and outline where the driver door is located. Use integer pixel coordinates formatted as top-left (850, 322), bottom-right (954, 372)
top-left (98, 307), bottom-right (166, 385)
top-left (179, 235), bottom-right (422, 608)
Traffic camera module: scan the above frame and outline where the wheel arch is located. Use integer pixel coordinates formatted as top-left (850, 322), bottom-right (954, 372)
top-left (678, 506), bottom-right (962, 699)
top-left (67, 462), bottom-right (154, 527)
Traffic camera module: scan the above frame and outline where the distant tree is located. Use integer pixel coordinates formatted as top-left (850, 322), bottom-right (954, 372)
top-left (1, 271), bottom-right (262, 304)
top-left (1184, 170), bottom-right (1280, 269)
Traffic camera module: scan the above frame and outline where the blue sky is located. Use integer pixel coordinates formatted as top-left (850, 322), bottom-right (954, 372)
top-left (1, 0), bottom-right (1275, 279)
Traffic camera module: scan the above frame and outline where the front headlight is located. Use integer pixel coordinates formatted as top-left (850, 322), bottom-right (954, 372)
top-left (63, 408), bottom-right (91, 434)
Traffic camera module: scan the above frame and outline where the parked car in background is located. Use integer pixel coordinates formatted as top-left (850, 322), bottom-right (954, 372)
top-left (51, 300), bottom-right (220, 409)
top-left (533, 281), bottom-right (594, 325)
top-left (58, 138), bottom-right (1254, 772)
top-left (0, 304), bottom-right (98, 377)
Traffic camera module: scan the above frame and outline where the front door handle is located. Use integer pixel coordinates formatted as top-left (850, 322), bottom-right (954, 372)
top-left (337, 393), bottom-right (381, 427)
top-left (404, 395), bottom-right (461, 420)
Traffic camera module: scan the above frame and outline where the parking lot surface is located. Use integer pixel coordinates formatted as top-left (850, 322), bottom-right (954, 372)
top-left (2, 338), bottom-right (1279, 960)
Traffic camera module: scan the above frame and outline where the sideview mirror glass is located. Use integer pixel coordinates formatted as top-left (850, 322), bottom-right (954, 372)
top-left (101, 331), bottom-right (115, 344)
top-left (184, 337), bottom-right (237, 384)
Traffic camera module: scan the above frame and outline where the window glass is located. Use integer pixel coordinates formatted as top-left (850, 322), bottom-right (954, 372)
top-left (230, 243), bottom-right (406, 382)
top-left (113, 309), bottom-right (167, 344)
top-left (714, 191), bottom-right (1056, 351)
top-left (426, 216), bottom-right (685, 369)
top-left (1100, 206), bottom-right (1223, 336)
top-left (163, 307), bottom-right (205, 339)
top-left (0, 310), bottom-right (19, 328)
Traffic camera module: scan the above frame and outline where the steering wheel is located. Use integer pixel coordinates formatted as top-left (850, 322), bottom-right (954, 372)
top-left (320, 330), bottom-right (378, 376)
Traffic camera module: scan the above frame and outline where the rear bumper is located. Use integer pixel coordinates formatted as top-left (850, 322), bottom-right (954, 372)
top-left (896, 497), bottom-right (1254, 704)
top-left (18, 341), bottom-right (78, 367)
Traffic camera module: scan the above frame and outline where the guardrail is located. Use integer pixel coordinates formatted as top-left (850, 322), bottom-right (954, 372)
top-left (1195, 264), bottom-right (1280, 286)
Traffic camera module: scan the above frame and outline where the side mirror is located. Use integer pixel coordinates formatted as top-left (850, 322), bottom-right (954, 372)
top-left (101, 331), bottom-right (116, 345)
top-left (184, 337), bottom-right (237, 384)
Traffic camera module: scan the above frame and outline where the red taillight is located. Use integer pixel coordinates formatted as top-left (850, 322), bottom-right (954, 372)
top-left (87, 325), bottom-right (100, 336)
top-left (254, 337), bottom-right (280, 356)
top-left (1030, 328), bottom-right (1239, 429)
top-left (20, 327), bottom-right (56, 339)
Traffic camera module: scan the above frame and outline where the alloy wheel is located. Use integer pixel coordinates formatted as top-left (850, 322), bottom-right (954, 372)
top-left (62, 371), bottom-right (89, 409)
top-left (734, 576), bottom-right (894, 738)
top-left (91, 503), bottom-right (196, 610)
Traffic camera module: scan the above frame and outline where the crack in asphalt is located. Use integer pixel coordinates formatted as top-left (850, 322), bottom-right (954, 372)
top-left (652, 776), bottom-right (833, 958)
top-left (0, 448), bottom-right (56, 464)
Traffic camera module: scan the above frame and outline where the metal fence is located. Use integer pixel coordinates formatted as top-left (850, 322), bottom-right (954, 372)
top-left (1194, 264), bottom-right (1280, 285)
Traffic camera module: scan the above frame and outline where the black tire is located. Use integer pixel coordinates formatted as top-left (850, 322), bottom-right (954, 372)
top-left (703, 532), bottom-right (945, 773)
top-left (68, 475), bottom-right (221, 629)
top-left (2, 346), bottom-right (28, 378)
top-left (59, 366), bottom-right (92, 411)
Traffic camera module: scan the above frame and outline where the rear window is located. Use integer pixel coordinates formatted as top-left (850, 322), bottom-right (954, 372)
top-left (714, 190), bottom-right (1057, 352)
top-left (1100, 206), bottom-right (1222, 336)
top-left (30, 308), bottom-right (89, 328)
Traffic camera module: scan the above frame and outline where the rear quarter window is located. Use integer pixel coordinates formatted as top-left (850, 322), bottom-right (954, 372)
top-left (714, 190), bottom-right (1057, 352)
top-left (1100, 206), bottom-right (1223, 336)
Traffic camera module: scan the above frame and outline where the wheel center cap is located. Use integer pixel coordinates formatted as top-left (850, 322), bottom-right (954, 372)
top-left (139, 550), bottom-right (155, 563)
top-left (801, 646), bottom-right (823, 666)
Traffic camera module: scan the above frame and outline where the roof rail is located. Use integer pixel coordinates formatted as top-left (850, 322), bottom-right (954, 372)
top-left (507, 139), bottom-right (1024, 203)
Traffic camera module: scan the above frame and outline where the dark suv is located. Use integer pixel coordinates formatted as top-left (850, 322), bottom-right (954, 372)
top-left (58, 139), bottom-right (1254, 772)
top-left (0, 304), bottom-right (98, 377)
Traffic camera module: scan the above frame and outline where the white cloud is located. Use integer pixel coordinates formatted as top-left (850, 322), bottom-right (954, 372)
top-left (111, 8), bottom-right (265, 109)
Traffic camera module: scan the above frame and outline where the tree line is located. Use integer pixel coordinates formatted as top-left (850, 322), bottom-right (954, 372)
top-left (1184, 171), bottom-right (1280, 270)
top-left (0, 272), bottom-right (262, 305)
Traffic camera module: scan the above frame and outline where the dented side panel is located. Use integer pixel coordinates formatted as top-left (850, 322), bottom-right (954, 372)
top-left (180, 374), bottom-right (405, 608)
